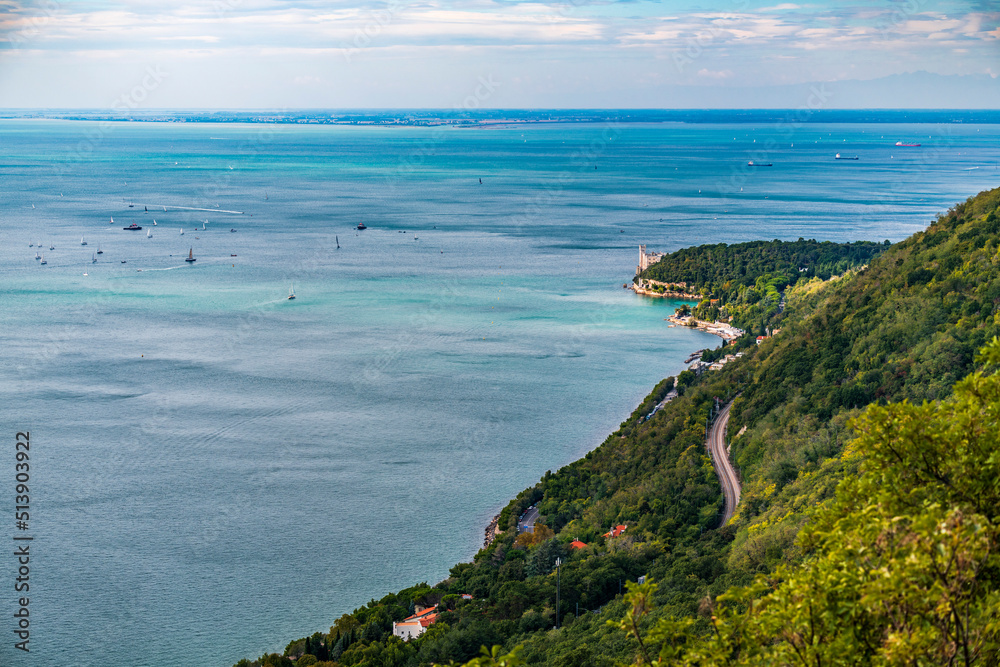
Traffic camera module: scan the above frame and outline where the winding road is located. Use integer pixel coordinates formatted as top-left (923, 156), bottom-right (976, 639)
top-left (518, 506), bottom-right (539, 534)
top-left (708, 400), bottom-right (741, 525)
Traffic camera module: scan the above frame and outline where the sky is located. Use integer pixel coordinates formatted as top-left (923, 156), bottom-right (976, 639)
top-left (0, 0), bottom-right (998, 108)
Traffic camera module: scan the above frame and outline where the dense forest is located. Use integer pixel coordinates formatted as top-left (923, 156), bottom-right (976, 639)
top-left (638, 238), bottom-right (889, 334)
top-left (235, 186), bottom-right (1000, 667)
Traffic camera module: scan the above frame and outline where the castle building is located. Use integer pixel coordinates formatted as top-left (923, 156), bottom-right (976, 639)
top-left (637, 245), bottom-right (665, 275)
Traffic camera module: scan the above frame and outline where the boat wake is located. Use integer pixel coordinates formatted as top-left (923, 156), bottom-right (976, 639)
top-left (153, 204), bottom-right (244, 214)
top-left (138, 265), bottom-right (189, 272)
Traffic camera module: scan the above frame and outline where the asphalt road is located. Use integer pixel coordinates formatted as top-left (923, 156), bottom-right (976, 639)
top-left (708, 400), bottom-right (741, 525)
top-left (518, 506), bottom-right (539, 533)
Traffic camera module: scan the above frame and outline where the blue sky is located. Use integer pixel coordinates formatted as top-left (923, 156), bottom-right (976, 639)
top-left (0, 0), bottom-right (997, 108)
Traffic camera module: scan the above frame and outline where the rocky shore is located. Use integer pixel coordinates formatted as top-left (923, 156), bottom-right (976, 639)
top-left (483, 514), bottom-right (501, 549)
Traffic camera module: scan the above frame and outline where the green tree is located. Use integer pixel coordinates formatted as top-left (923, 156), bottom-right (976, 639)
top-left (615, 338), bottom-right (1000, 665)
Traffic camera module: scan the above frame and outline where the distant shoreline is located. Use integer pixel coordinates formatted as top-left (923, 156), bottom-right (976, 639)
top-left (4, 109), bottom-right (1000, 126)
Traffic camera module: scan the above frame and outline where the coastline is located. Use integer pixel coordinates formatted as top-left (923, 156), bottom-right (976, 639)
top-left (479, 288), bottom-right (738, 546)
top-left (484, 514), bottom-right (501, 549)
top-left (630, 285), bottom-right (704, 299)
top-left (665, 315), bottom-right (744, 343)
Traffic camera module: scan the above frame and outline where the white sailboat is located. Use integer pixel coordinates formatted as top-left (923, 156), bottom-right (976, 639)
top-left (97, 245), bottom-right (103, 254)
top-left (147, 229), bottom-right (152, 238)
top-left (180, 228), bottom-right (184, 235)
top-left (34, 251), bottom-right (40, 260)
top-left (39, 254), bottom-right (46, 265)
top-left (81, 236), bottom-right (87, 246)
top-left (288, 284), bottom-right (296, 300)
top-left (92, 253), bottom-right (97, 263)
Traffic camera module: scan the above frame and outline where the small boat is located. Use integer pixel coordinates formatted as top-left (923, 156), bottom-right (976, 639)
top-left (748, 161), bottom-right (772, 167)
top-left (288, 284), bottom-right (296, 300)
top-left (49, 245), bottom-right (54, 250)
top-left (123, 223), bottom-right (142, 231)
top-left (230, 228), bottom-right (237, 233)
top-left (336, 235), bottom-right (340, 249)
top-left (180, 229), bottom-right (185, 235)
top-left (110, 216), bottom-right (114, 224)
top-left (97, 246), bottom-right (103, 254)
top-left (81, 237), bottom-right (87, 245)
top-left (35, 252), bottom-right (40, 260)
top-left (39, 255), bottom-right (46, 265)
top-left (185, 248), bottom-right (196, 263)
top-left (144, 206), bottom-right (148, 212)
top-left (357, 222), bottom-right (367, 230)
top-left (231, 254), bottom-right (237, 257)
top-left (28, 242), bottom-right (33, 247)
top-left (31, 204), bottom-right (35, 209)
top-left (121, 260), bottom-right (127, 264)
top-left (895, 141), bottom-right (921, 147)
top-left (835, 153), bottom-right (859, 160)
top-left (128, 202), bottom-right (134, 208)
top-left (147, 229), bottom-right (152, 238)
top-left (153, 220), bottom-right (157, 225)
top-left (92, 253), bottom-right (97, 263)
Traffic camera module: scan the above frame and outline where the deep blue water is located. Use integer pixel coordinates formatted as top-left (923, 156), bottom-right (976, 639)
top-left (0, 118), bottom-right (998, 666)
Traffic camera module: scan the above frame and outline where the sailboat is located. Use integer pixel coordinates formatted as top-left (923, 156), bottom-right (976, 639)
top-left (81, 237), bottom-right (87, 246)
top-left (35, 251), bottom-right (40, 260)
top-left (97, 245), bottom-right (103, 254)
top-left (180, 228), bottom-right (185, 235)
top-left (288, 284), bottom-right (296, 300)
top-left (110, 216), bottom-right (114, 224)
top-left (39, 254), bottom-right (46, 265)
top-left (92, 253), bottom-right (97, 263)
top-left (336, 235), bottom-right (340, 249)
top-left (152, 219), bottom-right (157, 225)
top-left (185, 248), bottom-right (196, 263)
top-left (147, 229), bottom-right (152, 238)
top-left (49, 244), bottom-right (54, 250)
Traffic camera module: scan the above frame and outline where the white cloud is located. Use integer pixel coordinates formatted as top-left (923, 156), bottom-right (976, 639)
top-left (696, 68), bottom-right (733, 79)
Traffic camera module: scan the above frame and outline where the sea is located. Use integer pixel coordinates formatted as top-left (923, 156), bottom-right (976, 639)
top-left (1, 114), bottom-right (998, 666)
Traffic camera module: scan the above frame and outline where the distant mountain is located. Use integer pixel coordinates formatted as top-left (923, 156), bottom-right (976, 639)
top-left (615, 71), bottom-right (1000, 109)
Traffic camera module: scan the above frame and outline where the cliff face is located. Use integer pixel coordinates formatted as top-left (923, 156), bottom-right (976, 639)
top-left (236, 187), bottom-right (1000, 667)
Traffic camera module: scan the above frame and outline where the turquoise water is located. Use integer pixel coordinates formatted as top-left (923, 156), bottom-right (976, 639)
top-left (1, 118), bottom-right (998, 666)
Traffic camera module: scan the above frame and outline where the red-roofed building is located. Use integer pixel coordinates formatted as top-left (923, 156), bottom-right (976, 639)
top-left (392, 605), bottom-right (440, 640)
top-left (569, 539), bottom-right (588, 550)
top-left (603, 524), bottom-right (628, 538)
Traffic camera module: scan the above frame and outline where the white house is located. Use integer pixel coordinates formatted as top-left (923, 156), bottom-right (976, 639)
top-left (392, 605), bottom-right (439, 640)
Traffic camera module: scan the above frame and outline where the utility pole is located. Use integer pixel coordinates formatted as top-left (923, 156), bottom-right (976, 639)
top-left (555, 557), bottom-right (562, 629)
